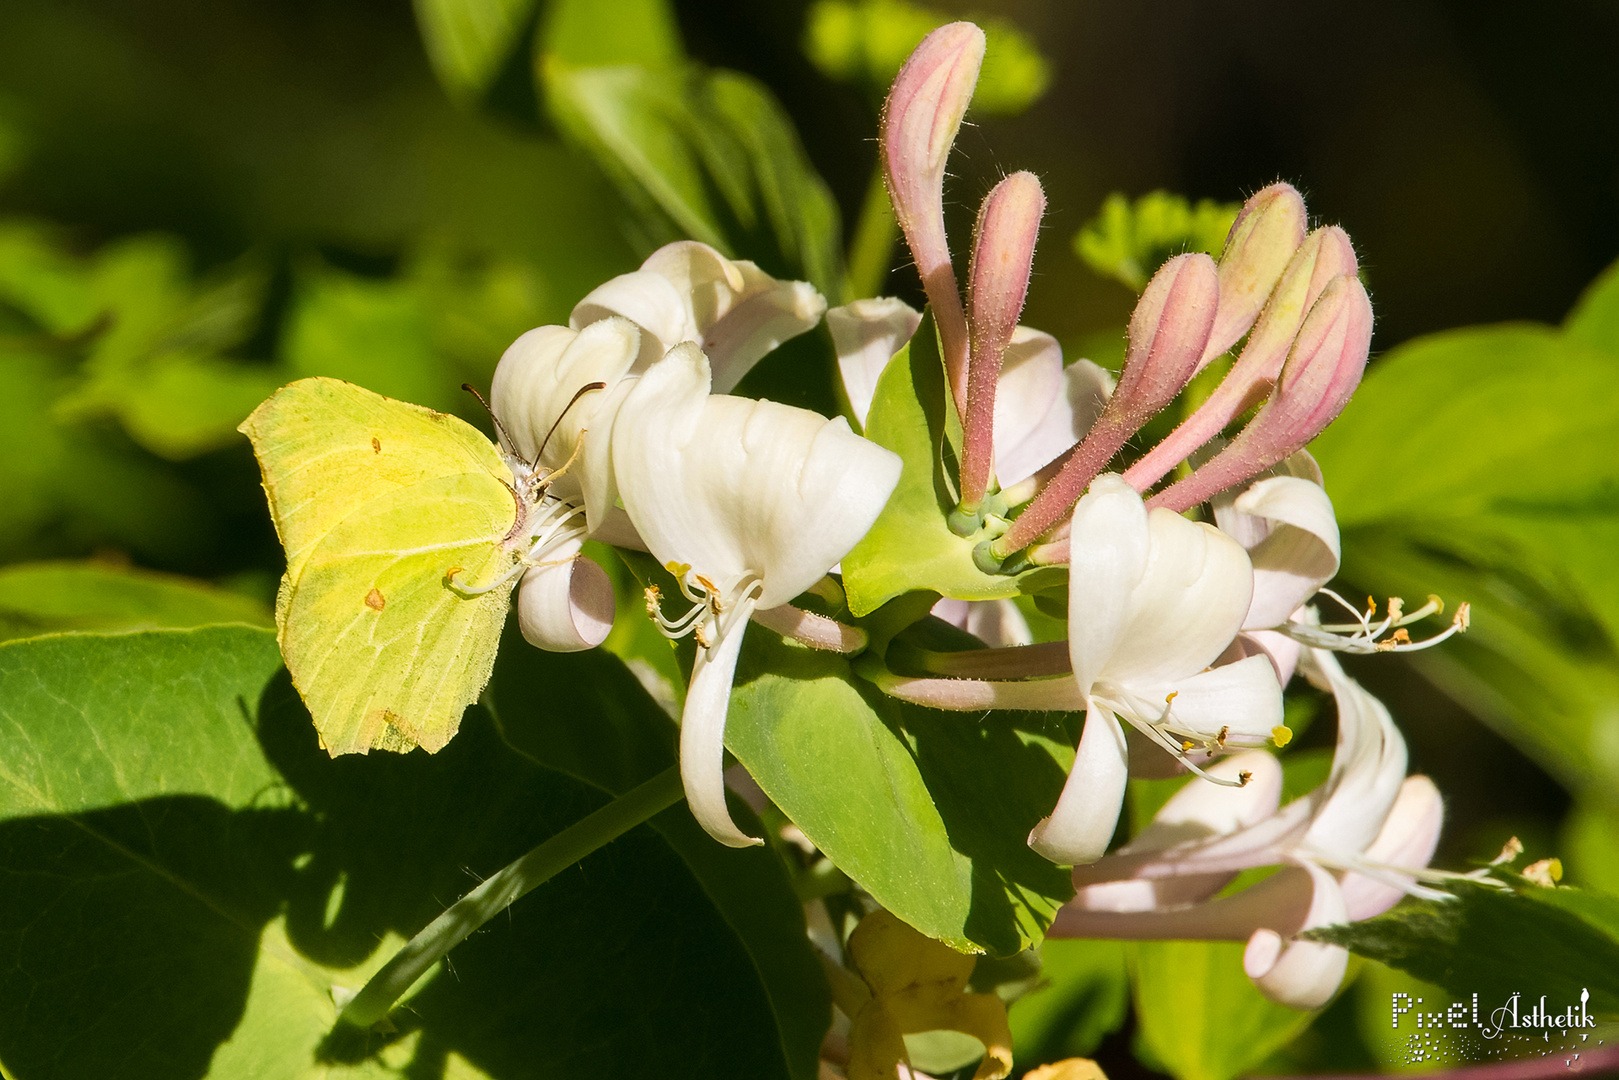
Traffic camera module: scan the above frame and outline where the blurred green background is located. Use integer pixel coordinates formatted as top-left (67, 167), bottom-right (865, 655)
top-left (2, 1), bottom-right (1618, 1077)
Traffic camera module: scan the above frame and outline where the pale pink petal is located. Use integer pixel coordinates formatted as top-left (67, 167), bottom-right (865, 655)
top-left (1339, 775), bottom-right (1444, 920)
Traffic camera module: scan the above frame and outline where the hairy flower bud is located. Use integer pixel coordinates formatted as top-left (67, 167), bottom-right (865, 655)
top-left (1124, 226), bottom-right (1358, 491)
top-left (991, 253), bottom-right (1218, 559)
top-left (959, 170), bottom-right (1046, 515)
top-left (1151, 274), bottom-right (1372, 513)
top-left (880, 21), bottom-right (985, 412)
top-left (1201, 182), bottom-right (1308, 370)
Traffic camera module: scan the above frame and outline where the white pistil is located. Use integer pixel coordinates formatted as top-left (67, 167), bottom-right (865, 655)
top-left (1281, 588), bottom-right (1470, 654)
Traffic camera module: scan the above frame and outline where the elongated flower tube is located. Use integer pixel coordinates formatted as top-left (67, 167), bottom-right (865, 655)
top-left (1029, 475), bottom-right (1283, 865)
top-left (1051, 649), bottom-right (1445, 1010)
top-left (881, 21), bottom-right (984, 413)
top-left (1152, 274), bottom-right (1372, 514)
top-left (1125, 227), bottom-right (1358, 492)
top-left (991, 253), bottom-right (1218, 562)
top-left (1199, 182), bottom-right (1308, 370)
top-left (959, 171), bottom-right (1046, 518)
top-left (571, 240), bottom-right (826, 393)
top-left (613, 343), bottom-right (902, 846)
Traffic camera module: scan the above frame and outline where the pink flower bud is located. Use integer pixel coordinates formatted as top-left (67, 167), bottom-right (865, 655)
top-left (992, 253), bottom-right (1217, 559)
top-left (1124, 226), bottom-right (1357, 491)
top-left (958, 171), bottom-right (1046, 514)
top-left (1150, 274), bottom-right (1372, 514)
top-left (881, 22), bottom-right (985, 413)
top-left (1200, 183), bottom-right (1308, 371)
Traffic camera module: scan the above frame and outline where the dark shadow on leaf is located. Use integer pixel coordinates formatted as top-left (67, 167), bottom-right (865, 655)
top-left (0, 796), bottom-right (306, 1080)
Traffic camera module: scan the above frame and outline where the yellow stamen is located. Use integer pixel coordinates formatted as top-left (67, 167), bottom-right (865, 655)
top-left (665, 560), bottom-right (691, 577)
top-left (1271, 725), bottom-right (1293, 748)
top-left (643, 584), bottom-right (662, 619)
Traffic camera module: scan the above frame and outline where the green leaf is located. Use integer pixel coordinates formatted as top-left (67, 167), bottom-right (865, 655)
top-left (1312, 325), bottom-right (1619, 526)
top-left (0, 559), bottom-right (270, 643)
top-left (540, 0), bottom-right (682, 68)
top-left (1129, 939), bottom-right (1320, 1080)
top-left (1565, 254), bottom-right (1619, 355)
top-left (543, 61), bottom-right (845, 299)
top-left (0, 627), bottom-right (826, 1078)
top-left (726, 627), bottom-right (1075, 956)
top-left (486, 632), bottom-right (831, 1080)
top-left (1074, 191), bottom-right (1240, 293)
top-left (803, 0), bottom-right (1051, 115)
top-left (1308, 881), bottom-right (1619, 1017)
top-left (0, 221), bottom-right (98, 334)
top-left (1008, 939), bottom-right (1129, 1064)
top-left (0, 347), bottom-right (213, 563)
top-left (282, 263), bottom-right (459, 413)
top-left (841, 314), bottom-right (1057, 616)
top-left (412, 0), bottom-right (540, 104)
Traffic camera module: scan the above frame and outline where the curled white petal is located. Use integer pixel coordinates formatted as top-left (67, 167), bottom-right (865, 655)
top-left (1228, 476), bottom-right (1342, 629)
top-left (1304, 649), bottom-right (1409, 856)
top-left (827, 297), bottom-right (922, 427)
top-left (680, 597), bottom-right (763, 848)
top-left (1244, 862), bottom-right (1350, 1010)
top-left (1067, 475), bottom-right (1152, 695)
top-left (516, 547), bottom-right (616, 653)
top-left (1339, 774), bottom-right (1444, 920)
top-left (573, 240), bottom-right (825, 392)
top-left (1028, 706), bottom-right (1129, 865)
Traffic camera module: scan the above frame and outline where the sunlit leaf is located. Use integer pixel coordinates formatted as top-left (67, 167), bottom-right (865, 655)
top-left (0, 626), bottom-right (822, 1079)
top-left (842, 313), bottom-right (1060, 616)
top-left (413, 0), bottom-right (540, 104)
top-left (0, 559), bottom-right (269, 643)
top-left (725, 627), bottom-right (1075, 956)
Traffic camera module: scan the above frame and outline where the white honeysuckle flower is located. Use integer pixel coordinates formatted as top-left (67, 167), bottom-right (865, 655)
top-left (482, 317), bottom-right (645, 651)
top-left (612, 342), bottom-right (902, 847)
top-left (1051, 648), bottom-right (1445, 1010)
top-left (1212, 453), bottom-right (1468, 676)
top-left (827, 297), bottom-right (923, 428)
top-left (491, 316), bottom-right (644, 534)
top-left (572, 240), bottom-right (826, 392)
top-left (991, 330), bottom-right (1113, 491)
top-left (1030, 474), bottom-right (1283, 866)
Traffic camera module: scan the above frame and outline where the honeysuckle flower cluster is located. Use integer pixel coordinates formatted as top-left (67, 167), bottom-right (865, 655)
top-left (490, 240), bottom-right (898, 847)
top-left (823, 19), bottom-right (1468, 1007)
top-left (487, 17), bottom-right (1474, 1018)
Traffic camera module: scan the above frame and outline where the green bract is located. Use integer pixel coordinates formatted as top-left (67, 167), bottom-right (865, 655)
top-left (841, 313), bottom-right (1063, 617)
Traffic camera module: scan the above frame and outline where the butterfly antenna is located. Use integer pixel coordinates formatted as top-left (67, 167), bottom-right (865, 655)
top-left (532, 381), bottom-right (607, 470)
top-left (462, 383), bottom-right (519, 455)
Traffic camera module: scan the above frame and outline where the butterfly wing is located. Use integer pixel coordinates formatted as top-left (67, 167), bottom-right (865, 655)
top-left (241, 377), bottom-right (521, 755)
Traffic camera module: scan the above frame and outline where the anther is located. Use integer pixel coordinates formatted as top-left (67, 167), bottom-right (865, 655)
top-left (1238, 770), bottom-right (1253, 786)
top-left (1216, 725), bottom-right (1229, 747)
top-left (644, 585), bottom-right (662, 619)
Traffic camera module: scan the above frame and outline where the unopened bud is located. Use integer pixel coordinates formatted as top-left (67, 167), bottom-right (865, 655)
top-left (1151, 274), bottom-right (1372, 513)
top-left (958, 171), bottom-right (1046, 516)
top-left (1122, 225), bottom-right (1357, 491)
top-left (991, 253), bottom-right (1217, 558)
top-left (881, 22), bottom-right (985, 412)
top-left (1200, 182), bottom-right (1308, 370)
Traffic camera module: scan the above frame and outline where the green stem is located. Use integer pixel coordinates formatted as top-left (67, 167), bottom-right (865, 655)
top-left (338, 765), bottom-right (686, 1027)
top-left (846, 165), bottom-right (898, 301)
